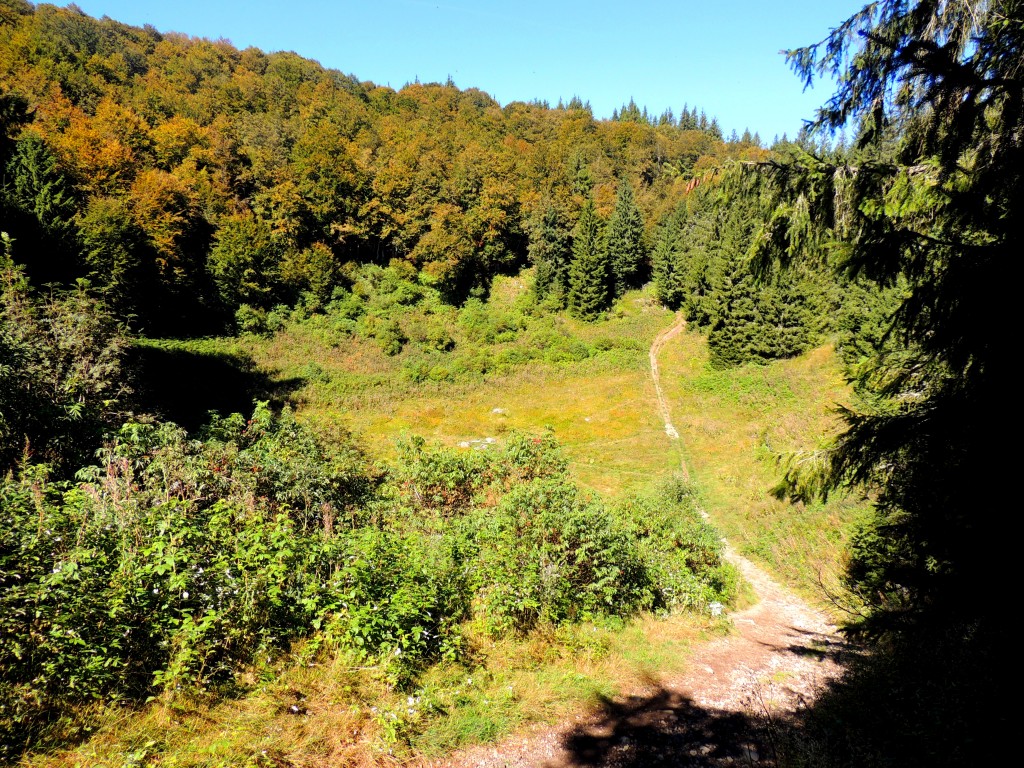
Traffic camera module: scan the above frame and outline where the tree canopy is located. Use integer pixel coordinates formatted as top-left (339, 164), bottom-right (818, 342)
top-left (0, 3), bottom-right (752, 332)
top-left (755, 0), bottom-right (1021, 631)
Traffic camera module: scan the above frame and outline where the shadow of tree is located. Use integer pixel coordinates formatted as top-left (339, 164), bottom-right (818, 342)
top-left (555, 617), bottom-right (1007, 768)
top-left (558, 686), bottom-right (775, 767)
top-left (128, 344), bottom-right (303, 431)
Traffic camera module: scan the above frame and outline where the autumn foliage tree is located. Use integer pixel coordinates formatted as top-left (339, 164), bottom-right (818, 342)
top-left (0, 3), bottom-right (744, 332)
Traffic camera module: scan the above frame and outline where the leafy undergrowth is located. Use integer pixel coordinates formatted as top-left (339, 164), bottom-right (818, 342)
top-left (21, 614), bottom-right (731, 768)
top-left (4, 401), bottom-right (736, 765)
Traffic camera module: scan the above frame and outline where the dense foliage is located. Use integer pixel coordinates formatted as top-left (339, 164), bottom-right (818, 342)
top-left (650, 179), bottom-right (832, 367)
top-left (0, 407), bottom-right (733, 757)
top-left (0, 250), bottom-right (127, 475)
top-left (0, 2), bottom-right (768, 335)
top-left (755, 0), bottom-right (1020, 633)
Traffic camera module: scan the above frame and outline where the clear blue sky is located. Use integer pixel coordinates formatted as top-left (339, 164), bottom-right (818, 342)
top-left (65, 0), bottom-right (865, 141)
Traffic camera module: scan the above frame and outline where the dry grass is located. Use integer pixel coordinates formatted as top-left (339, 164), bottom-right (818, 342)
top-left (241, 290), bottom-right (683, 500)
top-left (25, 615), bottom-right (728, 768)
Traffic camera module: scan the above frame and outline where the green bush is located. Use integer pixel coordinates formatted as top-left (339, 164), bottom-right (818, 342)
top-left (391, 436), bottom-right (489, 516)
top-left (0, 256), bottom-right (128, 476)
top-left (471, 478), bottom-right (652, 634)
top-left (0, 417), bottom-right (738, 758)
top-left (319, 529), bottom-right (470, 680)
top-left (613, 478), bottom-right (738, 611)
top-left (0, 404), bottom-right (377, 756)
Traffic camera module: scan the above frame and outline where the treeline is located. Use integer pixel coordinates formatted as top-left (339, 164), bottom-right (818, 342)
top-left (0, 1), bottom-right (767, 335)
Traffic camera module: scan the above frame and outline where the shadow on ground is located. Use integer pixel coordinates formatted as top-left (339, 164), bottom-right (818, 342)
top-left (129, 344), bottom-right (303, 431)
top-left (559, 686), bottom-right (775, 767)
top-left (555, 617), bottom-right (1007, 768)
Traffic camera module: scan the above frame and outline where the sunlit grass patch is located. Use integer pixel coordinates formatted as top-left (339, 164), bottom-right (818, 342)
top-left (658, 329), bottom-right (866, 603)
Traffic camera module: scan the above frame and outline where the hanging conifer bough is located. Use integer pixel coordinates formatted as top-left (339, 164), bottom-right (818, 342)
top-left (753, 0), bottom-right (1021, 634)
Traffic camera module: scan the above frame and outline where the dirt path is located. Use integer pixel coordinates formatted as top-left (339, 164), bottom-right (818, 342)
top-left (648, 314), bottom-right (687, 467)
top-left (423, 318), bottom-right (847, 767)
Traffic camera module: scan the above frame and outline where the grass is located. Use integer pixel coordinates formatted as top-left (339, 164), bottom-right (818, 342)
top-left (24, 614), bottom-right (730, 768)
top-left (230, 280), bottom-right (685, 500)
top-left (658, 326), bottom-right (868, 604)
top-left (64, 277), bottom-right (862, 766)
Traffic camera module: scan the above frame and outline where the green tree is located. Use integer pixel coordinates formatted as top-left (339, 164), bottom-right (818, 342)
top-left (759, 0), bottom-right (1020, 631)
top-left (3, 132), bottom-right (80, 282)
top-left (207, 213), bottom-right (283, 310)
top-left (651, 202), bottom-right (685, 309)
top-left (707, 266), bottom-right (819, 367)
top-left (604, 179), bottom-right (646, 296)
top-left (78, 195), bottom-right (157, 323)
top-left (567, 198), bottom-right (610, 320)
top-left (529, 202), bottom-right (572, 306)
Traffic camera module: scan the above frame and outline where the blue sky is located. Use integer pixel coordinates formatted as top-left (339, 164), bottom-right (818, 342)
top-left (66, 0), bottom-right (865, 141)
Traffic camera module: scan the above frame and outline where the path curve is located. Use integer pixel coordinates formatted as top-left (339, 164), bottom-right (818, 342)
top-left (421, 316), bottom-right (847, 768)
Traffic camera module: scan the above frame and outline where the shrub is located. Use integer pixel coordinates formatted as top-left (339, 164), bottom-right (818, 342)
top-left (471, 478), bottom-right (652, 634)
top-left (0, 257), bottom-right (128, 477)
top-left (391, 436), bottom-right (489, 516)
top-left (319, 529), bottom-right (470, 682)
top-left (0, 403), bottom-right (379, 757)
top-left (612, 479), bottom-right (737, 611)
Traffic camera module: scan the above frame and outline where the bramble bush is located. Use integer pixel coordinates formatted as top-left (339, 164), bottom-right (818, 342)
top-left (613, 477), bottom-right (738, 611)
top-left (470, 478), bottom-right (653, 634)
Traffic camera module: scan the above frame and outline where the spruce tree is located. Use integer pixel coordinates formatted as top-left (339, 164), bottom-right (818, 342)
top-left (567, 198), bottom-right (609, 320)
top-left (651, 203), bottom-right (685, 309)
top-left (529, 203), bottom-right (572, 306)
top-left (707, 264), bottom-right (818, 367)
top-left (3, 133), bottom-right (80, 283)
top-left (604, 180), bottom-right (646, 297)
top-left (756, 0), bottom-right (1022, 635)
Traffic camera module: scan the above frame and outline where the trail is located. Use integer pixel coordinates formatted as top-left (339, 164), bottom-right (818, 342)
top-left (423, 316), bottom-right (847, 767)
top-left (648, 313), bottom-right (686, 470)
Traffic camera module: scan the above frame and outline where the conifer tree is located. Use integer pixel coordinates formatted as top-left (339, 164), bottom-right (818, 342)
top-left (530, 203), bottom-right (572, 306)
top-left (567, 198), bottom-right (609, 320)
top-left (652, 203), bottom-right (685, 309)
top-left (707, 264), bottom-right (819, 367)
top-left (756, 0), bottom-right (1022, 633)
top-left (605, 180), bottom-right (646, 297)
top-left (3, 133), bottom-right (80, 282)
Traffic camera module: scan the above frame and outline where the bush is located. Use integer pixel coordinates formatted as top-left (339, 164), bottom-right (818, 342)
top-left (0, 404), bottom-right (377, 757)
top-left (391, 436), bottom-right (489, 516)
top-left (613, 478), bottom-right (737, 611)
top-left (471, 478), bottom-right (652, 634)
top-left (319, 529), bottom-right (470, 681)
top-left (0, 256), bottom-right (128, 476)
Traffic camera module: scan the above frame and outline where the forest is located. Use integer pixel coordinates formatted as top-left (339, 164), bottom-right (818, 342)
top-left (0, 0), bottom-right (1015, 765)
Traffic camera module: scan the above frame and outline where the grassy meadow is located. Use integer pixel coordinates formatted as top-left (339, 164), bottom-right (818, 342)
top-left (231, 274), bottom-right (863, 599)
top-left (55, 274), bottom-right (865, 767)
